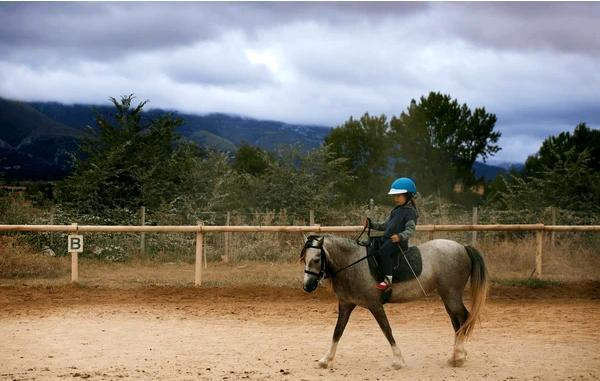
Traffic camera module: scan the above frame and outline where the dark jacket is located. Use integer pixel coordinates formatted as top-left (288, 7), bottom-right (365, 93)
top-left (370, 204), bottom-right (418, 250)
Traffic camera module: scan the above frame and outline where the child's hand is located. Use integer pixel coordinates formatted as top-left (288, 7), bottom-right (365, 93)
top-left (391, 234), bottom-right (401, 243)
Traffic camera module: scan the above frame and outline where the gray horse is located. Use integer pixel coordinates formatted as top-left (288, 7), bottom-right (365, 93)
top-left (300, 234), bottom-right (488, 369)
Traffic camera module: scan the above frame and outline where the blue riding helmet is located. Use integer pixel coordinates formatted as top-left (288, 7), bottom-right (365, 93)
top-left (388, 177), bottom-right (417, 195)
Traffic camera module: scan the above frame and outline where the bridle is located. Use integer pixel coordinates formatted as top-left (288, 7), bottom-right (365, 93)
top-left (302, 236), bottom-right (329, 280)
top-left (302, 225), bottom-right (373, 280)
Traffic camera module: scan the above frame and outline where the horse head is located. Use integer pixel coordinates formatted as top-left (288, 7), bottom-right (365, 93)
top-left (301, 235), bottom-right (327, 292)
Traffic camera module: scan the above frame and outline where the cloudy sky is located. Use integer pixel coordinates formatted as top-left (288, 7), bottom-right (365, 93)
top-left (1, 2), bottom-right (599, 163)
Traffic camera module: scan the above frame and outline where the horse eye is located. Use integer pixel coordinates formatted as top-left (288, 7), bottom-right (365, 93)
top-left (313, 258), bottom-right (320, 263)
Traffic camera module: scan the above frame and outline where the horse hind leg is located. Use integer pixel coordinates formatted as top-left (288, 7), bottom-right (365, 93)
top-left (368, 303), bottom-right (406, 370)
top-left (442, 294), bottom-right (469, 367)
top-left (318, 302), bottom-right (356, 369)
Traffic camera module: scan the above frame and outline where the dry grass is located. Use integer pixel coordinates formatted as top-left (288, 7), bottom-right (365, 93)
top-left (478, 236), bottom-right (600, 281)
top-left (0, 237), bottom-right (70, 279)
top-left (1, 231), bottom-right (598, 287)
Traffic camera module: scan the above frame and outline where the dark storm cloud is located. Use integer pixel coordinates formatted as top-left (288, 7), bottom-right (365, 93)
top-left (0, 2), bottom-right (425, 60)
top-left (0, 3), bottom-right (229, 59)
top-left (443, 2), bottom-right (600, 55)
top-left (0, 2), bottom-right (598, 162)
top-left (1, 2), bottom-right (598, 59)
top-left (499, 103), bottom-right (600, 138)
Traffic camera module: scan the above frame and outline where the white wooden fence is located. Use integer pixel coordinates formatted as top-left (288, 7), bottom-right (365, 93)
top-left (1, 223), bottom-right (599, 285)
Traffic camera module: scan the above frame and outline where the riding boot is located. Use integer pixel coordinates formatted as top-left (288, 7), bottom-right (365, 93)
top-left (375, 275), bottom-right (393, 290)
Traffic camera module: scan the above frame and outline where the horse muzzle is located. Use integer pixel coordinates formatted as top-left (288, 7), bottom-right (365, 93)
top-left (303, 275), bottom-right (319, 292)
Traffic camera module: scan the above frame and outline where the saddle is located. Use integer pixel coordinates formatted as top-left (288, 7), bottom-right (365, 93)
top-left (366, 239), bottom-right (423, 284)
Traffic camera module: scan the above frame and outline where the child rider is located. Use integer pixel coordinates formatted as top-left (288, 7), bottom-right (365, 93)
top-left (365, 177), bottom-right (418, 291)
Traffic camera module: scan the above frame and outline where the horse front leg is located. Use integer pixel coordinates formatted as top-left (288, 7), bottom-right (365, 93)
top-left (318, 301), bottom-right (356, 369)
top-left (368, 303), bottom-right (406, 369)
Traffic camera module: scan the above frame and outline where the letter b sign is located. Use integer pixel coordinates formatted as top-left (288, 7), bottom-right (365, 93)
top-left (68, 235), bottom-right (84, 253)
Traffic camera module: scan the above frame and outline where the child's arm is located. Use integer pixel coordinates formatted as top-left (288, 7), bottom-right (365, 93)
top-left (368, 218), bottom-right (388, 231)
top-left (390, 208), bottom-right (418, 243)
top-left (397, 219), bottom-right (417, 242)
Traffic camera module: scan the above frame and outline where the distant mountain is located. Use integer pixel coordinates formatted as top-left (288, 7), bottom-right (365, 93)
top-left (0, 98), bottom-right (82, 146)
top-left (1, 97), bottom-right (523, 182)
top-left (26, 101), bottom-right (330, 152)
top-left (1, 98), bottom-right (330, 180)
top-left (472, 161), bottom-right (525, 181)
top-left (0, 98), bottom-right (83, 180)
top-left (472, 162), bottom-right (507, 181)
top-left (177, 113), bottom-right (328, 152)
top-left (487, 161), bottom-right (526, 172)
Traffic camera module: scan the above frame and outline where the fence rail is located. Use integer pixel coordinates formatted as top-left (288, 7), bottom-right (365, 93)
top-left (1, 224), bottom-right (599, 285)
top-left (2, 223), bottom-right (600, 233)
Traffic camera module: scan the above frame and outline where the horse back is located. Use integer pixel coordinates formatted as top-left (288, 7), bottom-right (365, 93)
top-left (386, 239), bottom-right (471, 303)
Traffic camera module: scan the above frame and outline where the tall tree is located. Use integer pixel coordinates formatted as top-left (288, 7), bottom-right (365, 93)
top-left (57, 95), bottom-right (193, 213)
top-left (524, 122), bottom-right (600, 176)
top-left (324, 113), bottom-right (390, 203)
top-left (233, 143), bottom-right (272, 176)
top-left (488, 123), bottom-right (600, 213)
top-left (232, 145), bottom-right (353, 214)
top-left (389, 92), bottom-right (501, 197)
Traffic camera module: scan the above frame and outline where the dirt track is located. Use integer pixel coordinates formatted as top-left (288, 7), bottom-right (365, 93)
top-left (1, 284), bottom-right (599, 380)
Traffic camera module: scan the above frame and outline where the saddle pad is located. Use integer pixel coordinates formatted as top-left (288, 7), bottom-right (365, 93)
top-left (367, 246), bottom-right (423, 283)
top-left (392, 246), bottom-right (423, 283)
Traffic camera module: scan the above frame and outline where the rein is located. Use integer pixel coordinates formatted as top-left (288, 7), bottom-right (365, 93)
top-left (303, 223), bottom-right (373, 279)
top-left (355, 221), bottom-right (371, 247)
top-left (330, 250), bottom-right (372, 277)
top-left (330, 222), bottom-right (374, 276)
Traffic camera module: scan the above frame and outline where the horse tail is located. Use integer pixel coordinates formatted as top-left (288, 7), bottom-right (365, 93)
top-left (457, 245), bottom-right (489, 341)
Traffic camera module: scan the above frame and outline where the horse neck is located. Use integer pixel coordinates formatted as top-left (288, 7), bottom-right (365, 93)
top-left (323, 237), bottom-right (363, 273)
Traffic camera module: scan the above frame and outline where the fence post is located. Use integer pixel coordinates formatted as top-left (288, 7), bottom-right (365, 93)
top-left (70, 223), bottom-right (78, 283)
top-left (50, 206), bottom-right (55, 247)
top-left (551, 207), bottom-right (557, 247)
top-left (309, 209), bottom-right (315, 226)
top-left (472, 207), bottom-right (478, 246)
top-left (195, 221), bottom-right (204, 286)
top-left (437, 189), bottom-right (444, 224)
top-left (535, 228), bottom-right (544, 279)
top-left (140, 206), bottom-right (146, 255)
top-left (223, 212), bottom-right (230, 263)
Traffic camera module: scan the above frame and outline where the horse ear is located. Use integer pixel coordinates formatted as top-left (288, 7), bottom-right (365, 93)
top-left (317, 236), bottom-right (325, 246)
top-left (302, 233), bottom-right (309, 242)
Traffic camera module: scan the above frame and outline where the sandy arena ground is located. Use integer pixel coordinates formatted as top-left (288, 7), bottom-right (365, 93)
top-left (1, 284), bottom-right (599, 381)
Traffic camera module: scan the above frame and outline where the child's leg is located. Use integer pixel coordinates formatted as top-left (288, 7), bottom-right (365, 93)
top-left (379, 239), bottom-right (400, 282)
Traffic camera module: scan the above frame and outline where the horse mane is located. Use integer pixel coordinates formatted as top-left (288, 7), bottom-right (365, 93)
top-left (323, 235), bottom-right (359, 255)
top-left (300, 234), bottom-right (358, 263)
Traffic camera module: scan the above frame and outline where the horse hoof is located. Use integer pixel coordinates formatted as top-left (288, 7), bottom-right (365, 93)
top-left (318, 359), bottom-right (331, 369)
top-left (391, 355), bottom-right (406, 370)
top-left (447, 354), bottom-right (466, 367)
